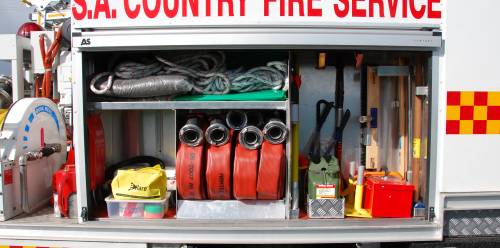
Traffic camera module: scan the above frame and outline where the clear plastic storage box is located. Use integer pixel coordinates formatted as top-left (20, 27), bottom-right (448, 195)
top-left (105, 193), bottom-right (170, 219)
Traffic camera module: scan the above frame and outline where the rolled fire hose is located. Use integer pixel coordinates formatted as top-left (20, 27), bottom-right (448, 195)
top-left (233, 143), bottom-right (258, 200)
top-left (263, 119), bottom-right (288, 145)
top-left (225, 110), bottom-right (248, 131)
top-left (177, 117), bottom-right (207, 199)
top-left (90, 73), bottom-right (193, 98)
top-left (233, 126), bottom-right (263, 200)
top-left (179, 117), bottom-right (204, 147)
top-left (205, 118), bottom-right (230, 146)
top-left (238, 126), bottom-right (264, 150)
top-left (176, 143), bottom-right (206, 200)
top-left (206, 131), bottom-right (233, 200)
top-left (257, 141), bottom-right (286, 200)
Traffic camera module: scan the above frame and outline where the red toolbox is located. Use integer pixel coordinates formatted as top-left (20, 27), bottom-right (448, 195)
top-left (363, 176), bottom-right (414, 218)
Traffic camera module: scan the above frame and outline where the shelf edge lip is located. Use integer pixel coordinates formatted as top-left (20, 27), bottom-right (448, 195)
top-left (87, 101), bottom-right (289, 110)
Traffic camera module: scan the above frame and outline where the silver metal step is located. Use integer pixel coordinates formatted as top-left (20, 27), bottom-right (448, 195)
top-left (0, 207), bottom-right (441, 244)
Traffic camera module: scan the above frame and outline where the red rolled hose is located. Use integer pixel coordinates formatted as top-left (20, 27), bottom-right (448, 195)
top-left (206, 133), bottom-right (232, 200)
top-left (233, 143), bottom-right (258, 200)
top-left (257, 141), bottom-right (286, 200)
top-left (176, 143), bottom-right (206, 200)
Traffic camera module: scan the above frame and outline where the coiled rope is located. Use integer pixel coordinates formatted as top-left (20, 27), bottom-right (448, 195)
top-left (90, 52), bottom-right (287, 97)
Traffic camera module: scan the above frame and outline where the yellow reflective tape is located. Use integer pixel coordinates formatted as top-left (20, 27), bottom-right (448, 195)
top-left (446, 106), bottom-right (460, 120)
top-left (474, 106), bottom-right (488, 120)
top-left (47, 13), bottom-right (67, 18)
top-left (487, 120), bottom-right (500, 134)
top-left (488, 92), bottom-right (500, 106)
top-left (460, 120), bottom-right (474, 134)
top-left (460, 91), bottom-right (475, 106)
top-left (413, 138), bottom-right (421, 159)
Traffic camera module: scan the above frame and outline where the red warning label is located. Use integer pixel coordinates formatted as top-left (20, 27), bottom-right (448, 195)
top-left (3, 168), bottom-right (13, 185)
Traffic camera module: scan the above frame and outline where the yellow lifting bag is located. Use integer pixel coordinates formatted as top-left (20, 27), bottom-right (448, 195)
top-left (111, 165), bottom-right (167, 200)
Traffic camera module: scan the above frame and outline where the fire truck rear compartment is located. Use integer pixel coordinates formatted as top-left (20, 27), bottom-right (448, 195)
top-left (78, 49), bottom-right (434, 222)
top-left (0, 48), bottom-right (441, 244)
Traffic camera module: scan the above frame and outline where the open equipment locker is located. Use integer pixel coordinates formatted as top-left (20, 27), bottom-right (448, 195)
top-left (62, 25), bottom-right (444, 244)
top-left (2, 1), bottom-right (500, 247)
top-left (81, 49), bottom-right (292, 220)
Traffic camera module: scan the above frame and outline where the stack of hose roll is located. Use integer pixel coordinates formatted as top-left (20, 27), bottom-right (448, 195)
top-left (176, 111), bottom-right (288, 201)
top-left (90, 52), bottom-right (287, 98)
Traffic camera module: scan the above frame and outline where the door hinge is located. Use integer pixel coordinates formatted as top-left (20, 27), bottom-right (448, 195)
top-left (81, 207), bottom-right (88, 222)
top-left (429, 207), bottom-right (435, 222)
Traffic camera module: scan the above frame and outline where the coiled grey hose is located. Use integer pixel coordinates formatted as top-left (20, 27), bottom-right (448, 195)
top-left (90, 52), bottom-right (287, 97)
top-left (156, 52), bottom-right (231, 94)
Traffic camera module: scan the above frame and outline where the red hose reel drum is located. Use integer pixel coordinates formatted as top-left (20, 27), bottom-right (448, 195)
top-left (233, 143), bottom-right (258, 200)
top-left (87, 114), bottom-right (106, 191)
top-left (257, 141), bottom-right (286, 200)
top-left (176, 143), bottom-right (206, 200)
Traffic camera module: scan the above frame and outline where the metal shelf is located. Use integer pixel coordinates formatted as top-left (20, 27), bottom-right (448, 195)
top-left (88, 101), bottom-right (288, 110)
top-left (0, 216), bottom-right (440, 244)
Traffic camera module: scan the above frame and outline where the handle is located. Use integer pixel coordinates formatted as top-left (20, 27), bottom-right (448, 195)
top-left (20, 162), bottom-right (29, 213)
top-left (315, 100), bottom-right (333, 131)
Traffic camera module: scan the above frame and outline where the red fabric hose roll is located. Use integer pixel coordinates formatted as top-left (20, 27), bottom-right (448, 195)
top-left (206, 133), bottom-right (232, 200)
top-left (257, 141), bottom-right (286, 200)
top-left (233, 143), bottom-right (258, 200)
top-left (176, 143), bottom-right (206, 200)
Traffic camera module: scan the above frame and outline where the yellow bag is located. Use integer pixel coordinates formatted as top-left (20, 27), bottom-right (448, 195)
top-left (111, 165), bottom-right (167, 200)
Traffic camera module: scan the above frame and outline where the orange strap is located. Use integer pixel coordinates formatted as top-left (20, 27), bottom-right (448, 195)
top-left (257, 141), bottom-right (285, 200)
top-left (206, 135), bottom-right (232, 200)
top-left (233, 143), bottom-right (258, 200)
top-left (176, 143), bottom-right (206, 200)
top-left (38, 29), bottom-right (62, 98)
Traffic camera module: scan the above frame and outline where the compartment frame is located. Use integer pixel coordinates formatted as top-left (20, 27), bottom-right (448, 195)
top-left (66, 27), bottom-right (444, 244)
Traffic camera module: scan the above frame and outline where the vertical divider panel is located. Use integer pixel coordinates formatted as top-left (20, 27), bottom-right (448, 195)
top-left (285, 51), bottom-right (292, 219)
top-left (73, 50), bottom-right (88, 223)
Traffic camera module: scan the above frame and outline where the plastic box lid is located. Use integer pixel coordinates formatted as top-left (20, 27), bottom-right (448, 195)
top-left (366, 176), bottom-right (414, 191)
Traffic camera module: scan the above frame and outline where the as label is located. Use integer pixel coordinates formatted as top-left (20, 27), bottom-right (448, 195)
top-left (81, 38), bottom-right (91, 46)
top-left (316, 184), bottom-right (336, 199)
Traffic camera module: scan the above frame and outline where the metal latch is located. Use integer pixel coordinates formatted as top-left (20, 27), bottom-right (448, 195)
top-left (81, 207), bottom-right (88, 222)
top-left (429, 207), bottom-right (436, 222)
top-left (416, 86), bottom-right (429, 96)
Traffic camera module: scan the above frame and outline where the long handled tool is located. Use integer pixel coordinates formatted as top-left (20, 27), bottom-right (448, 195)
top-left (290, 63), bottom-right (301, 218)
top-left (310, 100), bottom-right (335, 163)
top-left (300, 100), bottom-right (334, 166)
top-left (412, 55), bottom-right (425, 202)
top-left (326, 63), bottom-right (351, 172)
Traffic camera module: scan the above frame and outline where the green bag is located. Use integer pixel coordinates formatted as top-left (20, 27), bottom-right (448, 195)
top-left (308, 157), bottom-right (340, 200)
